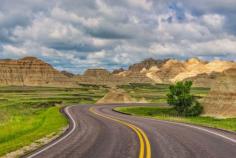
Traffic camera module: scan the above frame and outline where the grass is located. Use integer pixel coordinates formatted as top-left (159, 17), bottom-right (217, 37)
top-left (0, 85), bottom-right (108, 156)
top-left (115, 106), bottom-right (236, 132)
top-left (118, 83), bottom-right (209, 103)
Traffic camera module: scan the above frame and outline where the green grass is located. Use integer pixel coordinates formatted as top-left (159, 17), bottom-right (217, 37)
top-left (115, 106), bottom-right (236, 132)
top-left (0, 107), bottom-right (67, 155)
top-left (0, 85), bottom-right (108, 156)
top-left (118, 83), bottom-right (209, 103)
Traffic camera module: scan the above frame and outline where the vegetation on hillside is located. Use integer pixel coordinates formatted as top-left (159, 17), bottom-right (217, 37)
top-left (167, 81), bottom-right (203, 116)
top-left (118, 83), bottom-right (209, 103)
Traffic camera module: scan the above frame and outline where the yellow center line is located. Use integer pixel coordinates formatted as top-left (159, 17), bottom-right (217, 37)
top-left (135, 126), bottom-right (151, 158)
top-left (89, 107), bottom-right (151, 158)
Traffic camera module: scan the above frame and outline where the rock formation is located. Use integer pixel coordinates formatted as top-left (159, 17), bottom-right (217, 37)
top-left (83, 69), bottom-right (111, 77)
top-left (96, 89), bottom-right (137, 104)
top-left (183, 72), bottom-right (222, 87)
top-left (74, 69), bottom-right (114, 85)
top-left (154, 59), bottom-right (187, 83)
top-left (128, 58), bottom-right (168, 72)
top-left (171, 59), bottom-right (235, 83)
top-left (119, 58), bottom-right (236, 87)
top-left (112, 68), bottom-right (125, 74)
top-left (203, 68), bottom-right (236, 118)
top-left (1, 56), bottom-right (235, 88)
top-left (61, 71), bottom-right (75, 78)
top-left (74, 68), bottom-right (154, 85)
top-left (0, 57), bottom-right (76, 87)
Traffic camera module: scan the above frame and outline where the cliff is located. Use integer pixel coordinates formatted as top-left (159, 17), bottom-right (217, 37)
top-left (203, 68), bottom-right (236, 118)
top-left (0, 57), bottom-right (76, 87)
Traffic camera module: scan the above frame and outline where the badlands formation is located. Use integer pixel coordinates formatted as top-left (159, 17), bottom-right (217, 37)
top-left (0, 57), bottom-right (75, 87)
top-left (96, 89), bottom-right (137, 104)
top-left (203, 68), bottom-right (236, 118)
top-left (0, 56), bottom-right (235, 117)
top-left (114, 58), bottom-right (236, 87)
top-left (0, 57), bottom-right (236, 88)
top-left (73, 68), bottom-right (154, 85)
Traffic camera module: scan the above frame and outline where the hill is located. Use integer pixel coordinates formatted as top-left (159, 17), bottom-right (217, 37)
top-left (96, 89), bottom-right (137, 104)
top-left (74, 68), bottom-right (154, 85)
top-left (1, 57), bottom-right (235, 87)
top-left (118, 58), bottom-right (236, 87)
top-left (128, 58), bottom-right (168, 72)
top-left (0, 57), bottom-right (76, 87)
top-left (61, 71), bottom-right (75, 78)
top-left (203, 68), bottom-right (236, 118)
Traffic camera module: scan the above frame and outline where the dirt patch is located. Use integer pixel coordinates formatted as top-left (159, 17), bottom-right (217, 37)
top-left (96, 89), bottom-right (145, 104)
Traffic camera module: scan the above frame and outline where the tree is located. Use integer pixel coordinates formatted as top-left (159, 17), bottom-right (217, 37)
top-left (167, 81), bottom-right (203, 116)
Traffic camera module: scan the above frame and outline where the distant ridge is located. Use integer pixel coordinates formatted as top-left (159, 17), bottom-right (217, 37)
top-left (0, 56), bottom-right (235, 87)
top-left (0, 56), bottom-right (76, 87)
top-left (113, 57), bottom-right (236, 87)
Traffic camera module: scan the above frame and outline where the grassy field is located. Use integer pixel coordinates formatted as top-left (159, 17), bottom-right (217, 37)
top-left (0, 84), bottom-right (108, 156)
top-left (115, 106), bottom-right (236, 132)
top-left (118, 83), bottom-right (210, 103)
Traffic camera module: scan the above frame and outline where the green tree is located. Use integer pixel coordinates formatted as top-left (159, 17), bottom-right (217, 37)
top-left (167, 81), bottom-right (203, 116)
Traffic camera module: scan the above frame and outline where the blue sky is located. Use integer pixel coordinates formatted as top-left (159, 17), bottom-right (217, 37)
top-left (0, 0), bottom-right (236, 73)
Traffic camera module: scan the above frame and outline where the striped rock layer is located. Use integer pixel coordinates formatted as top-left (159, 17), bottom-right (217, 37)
top-left (203, 68), bottom-right (236, 118)
top-left (0, 57), bottom-right (75, 87)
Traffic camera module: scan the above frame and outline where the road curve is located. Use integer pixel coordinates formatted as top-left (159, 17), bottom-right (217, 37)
top-left (24, 104), bottom-right (236, 158)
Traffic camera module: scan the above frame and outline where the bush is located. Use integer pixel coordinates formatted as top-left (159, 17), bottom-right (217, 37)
top-left (167, 81), bottom-right (203, 116)
top-left (183, 101), bottom-right (203, 116)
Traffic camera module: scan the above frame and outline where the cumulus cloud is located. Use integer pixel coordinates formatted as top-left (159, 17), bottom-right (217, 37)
top-left (0, 0), bottom-right (236, 73)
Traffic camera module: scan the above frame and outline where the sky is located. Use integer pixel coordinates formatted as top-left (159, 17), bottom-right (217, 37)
top-left (0, 0), bottom-right (236, 73)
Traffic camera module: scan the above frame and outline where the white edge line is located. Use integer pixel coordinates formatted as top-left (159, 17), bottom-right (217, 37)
top-left (114, 107), bottom-right (236, 143)
top-left (142, 117), bottom-right (236, 144)
top-left (27, 105), bottom-right (77, 158)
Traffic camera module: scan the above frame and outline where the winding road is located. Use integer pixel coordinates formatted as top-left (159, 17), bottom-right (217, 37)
top-left (24, 104), bottom-right (236, 158)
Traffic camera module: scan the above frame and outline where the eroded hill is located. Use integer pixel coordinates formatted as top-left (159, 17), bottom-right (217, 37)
top-left (0, 57), bottom-right (236, 88)
top-left (0, 57), bottom-right (76, 87)
top-left (203, 68), bottom-right (236, 118)
top-left (114, 58), bottom-right (236, 87)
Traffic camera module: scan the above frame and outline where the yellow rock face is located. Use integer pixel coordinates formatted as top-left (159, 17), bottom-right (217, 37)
top-left (171, 60), bottom-right (236, 82)
top-left (0, 57), bottom-right (76, 87)
top-left (203, 68), bottom-right (236, 118)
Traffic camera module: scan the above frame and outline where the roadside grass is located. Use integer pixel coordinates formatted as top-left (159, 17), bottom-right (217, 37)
top-left (118, 83), bottom-right (209, 103)
top-left (115, 106), bottom-right (236, 132)
top-left (0, 85), bottom-right (108, 156)
top-left (0, 107), bottom-right (67, 155)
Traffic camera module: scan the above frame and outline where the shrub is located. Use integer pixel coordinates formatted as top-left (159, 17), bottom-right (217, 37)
top-left (167, 81), bottom-right (203, 116)
top-left (183, 101), bottom-right (203, 116)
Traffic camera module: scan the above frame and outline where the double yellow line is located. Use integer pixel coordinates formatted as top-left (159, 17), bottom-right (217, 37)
top-left (89, 107), bottom-right (151, 158)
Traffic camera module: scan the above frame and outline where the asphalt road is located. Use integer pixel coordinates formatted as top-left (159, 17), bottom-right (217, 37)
top-left (24, 104), bottom-right (236, 158)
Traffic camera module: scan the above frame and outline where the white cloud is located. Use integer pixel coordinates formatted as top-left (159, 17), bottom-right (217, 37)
top-left (0, 11), bottom-right (4, 23)
top-left (96, 0), bottom-right (113, 16)
top-left (87, 50), bottom-right (107, 60)
top-left (190, 38), bottom-right (236, 55)
top-left (155, 11), bottom-right (214, 42)
top-left (2, 45), bottom-right (27, 56)
top-left (127, 0), bottom-right (152, 10)
top-left (149, 38), bottom-right (236, 57)
top-left (149, 43), bottom-right (182, 55)
top-left (202, 14), bottom-right (225, 30)
top-left (13, 15), bottom-right (83, 42)
top-left (91, 38), bottom-right (111, 47)
top-left (51, 7), bottom-right (100, 27)
top-left (113, 53), bottom-right (131, 64)
top-left (0, 0), bottom-right (236, 72)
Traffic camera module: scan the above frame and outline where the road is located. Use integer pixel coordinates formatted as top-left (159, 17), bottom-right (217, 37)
top-left (24, 104), bottom-right (236, 158)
